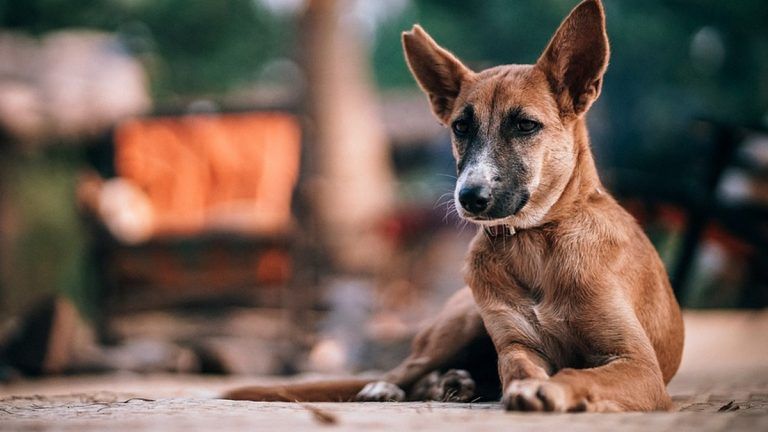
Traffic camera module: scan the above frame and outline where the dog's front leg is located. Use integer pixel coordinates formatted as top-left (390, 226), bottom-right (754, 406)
top-left (479, 306), bottom-right (558, 409)
top-left (497, 343), bottom-right (551, 383)
top-left (496, 343), bottom-right (557, 411)
top-left (501, 303), bottom-right (671, 412)
top-left (503, 354), bottom-right (669, 412)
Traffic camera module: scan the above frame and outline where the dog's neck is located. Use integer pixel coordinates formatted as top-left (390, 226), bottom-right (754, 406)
top-left (548, 118), bottom-right (603, 220)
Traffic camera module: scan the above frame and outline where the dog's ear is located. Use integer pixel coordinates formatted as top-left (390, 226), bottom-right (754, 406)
top-left (403, 25), bottom-right (473, 124)
top-left (536, 0), bottom-right (609, 117)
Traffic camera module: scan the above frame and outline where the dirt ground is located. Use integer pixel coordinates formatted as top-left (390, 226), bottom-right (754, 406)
top-left (1, 310), bottom-right (767, 431)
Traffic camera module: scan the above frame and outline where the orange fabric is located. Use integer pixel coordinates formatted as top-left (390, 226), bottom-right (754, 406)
top-left (114, 113), bottom-right (300, 236)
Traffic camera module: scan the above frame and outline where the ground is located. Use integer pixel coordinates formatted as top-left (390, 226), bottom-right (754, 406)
top-left (1, 310), bottom-right (767, 431)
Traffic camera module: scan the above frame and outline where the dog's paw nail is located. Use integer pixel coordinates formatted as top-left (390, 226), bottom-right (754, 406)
top-left (355, 381), bottom-right (405, 402)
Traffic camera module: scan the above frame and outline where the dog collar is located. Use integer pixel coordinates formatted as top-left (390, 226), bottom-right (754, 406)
top-left (484, 225), bottom-right (516, 237)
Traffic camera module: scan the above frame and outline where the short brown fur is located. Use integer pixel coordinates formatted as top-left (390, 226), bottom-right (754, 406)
top-left (224, 0), bottom-right (684, 412)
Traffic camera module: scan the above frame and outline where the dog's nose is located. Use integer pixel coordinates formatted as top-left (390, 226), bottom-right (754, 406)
top-left (458, 185), bottom-right (491, 214)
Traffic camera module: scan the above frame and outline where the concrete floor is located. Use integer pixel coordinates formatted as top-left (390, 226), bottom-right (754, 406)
top-left (1, 310), bottom-right (767, 431)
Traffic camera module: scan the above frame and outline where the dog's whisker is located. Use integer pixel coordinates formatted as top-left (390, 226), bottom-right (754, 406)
top-left (433, 192), bottom-right (454, 208)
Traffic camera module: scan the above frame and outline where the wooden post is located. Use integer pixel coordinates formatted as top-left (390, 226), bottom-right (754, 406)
top-left (300, 0), bottom-right (396, 274)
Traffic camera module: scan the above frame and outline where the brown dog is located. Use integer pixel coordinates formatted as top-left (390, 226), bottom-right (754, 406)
top-left (224, 0), bottom-right (684, 412)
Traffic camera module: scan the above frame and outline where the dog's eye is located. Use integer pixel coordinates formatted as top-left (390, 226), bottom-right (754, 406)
top-left (452, 120), bottom-right (470, 136)
top-left (515, 120), bottom-right (540, 134)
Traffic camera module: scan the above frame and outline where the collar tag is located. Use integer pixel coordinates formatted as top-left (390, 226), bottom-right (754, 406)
top-left (484, 225), bottom-right (516, 237)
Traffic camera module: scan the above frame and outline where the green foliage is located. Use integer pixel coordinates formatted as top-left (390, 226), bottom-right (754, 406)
top-left (0, 0), bottom-right (295, 98)
top-left (372, 0), bottom-right (573, 88)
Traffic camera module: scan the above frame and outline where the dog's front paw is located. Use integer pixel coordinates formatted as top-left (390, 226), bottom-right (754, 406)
top-left (503, 379), bottom-right (574, 412)
top-left (355, 381), bottom-right (405, 402)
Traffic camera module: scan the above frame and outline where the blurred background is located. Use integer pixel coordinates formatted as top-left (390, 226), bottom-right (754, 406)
top-left (0, 0), bottom-right (766, 380)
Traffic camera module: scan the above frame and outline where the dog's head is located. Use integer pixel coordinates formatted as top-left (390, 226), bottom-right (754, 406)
top-left (403, 0), bottom-right (609, 229)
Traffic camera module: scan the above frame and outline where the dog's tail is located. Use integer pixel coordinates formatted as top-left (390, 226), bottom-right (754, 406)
top-left (222, 378), bottom-right (373, 402)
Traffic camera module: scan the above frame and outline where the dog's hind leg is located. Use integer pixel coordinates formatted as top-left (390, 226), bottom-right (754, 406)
top-left (356, 287), bottom-right (495, 401)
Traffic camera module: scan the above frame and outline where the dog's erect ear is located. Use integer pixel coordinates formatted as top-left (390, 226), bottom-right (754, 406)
top-left (536, 0), bottom-right (610, 117)
top-left (403, 25), bottom-right (473, 124)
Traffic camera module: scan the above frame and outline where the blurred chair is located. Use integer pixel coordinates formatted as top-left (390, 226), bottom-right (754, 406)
top-left (77, 110), bottom-right (312, 322)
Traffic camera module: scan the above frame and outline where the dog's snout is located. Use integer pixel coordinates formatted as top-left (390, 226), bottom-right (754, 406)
top-left (458, 185), bottom-right (492, 214)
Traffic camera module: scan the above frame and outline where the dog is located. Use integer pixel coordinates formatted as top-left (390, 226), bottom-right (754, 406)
top-left (224, 0), bottom-right (684, 412)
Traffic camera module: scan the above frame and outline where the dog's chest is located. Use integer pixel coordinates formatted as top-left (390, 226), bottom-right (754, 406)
top-left (468, 229), bottom-right (558, 294)
top-left (468, 230), bottom-right (583, 366)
